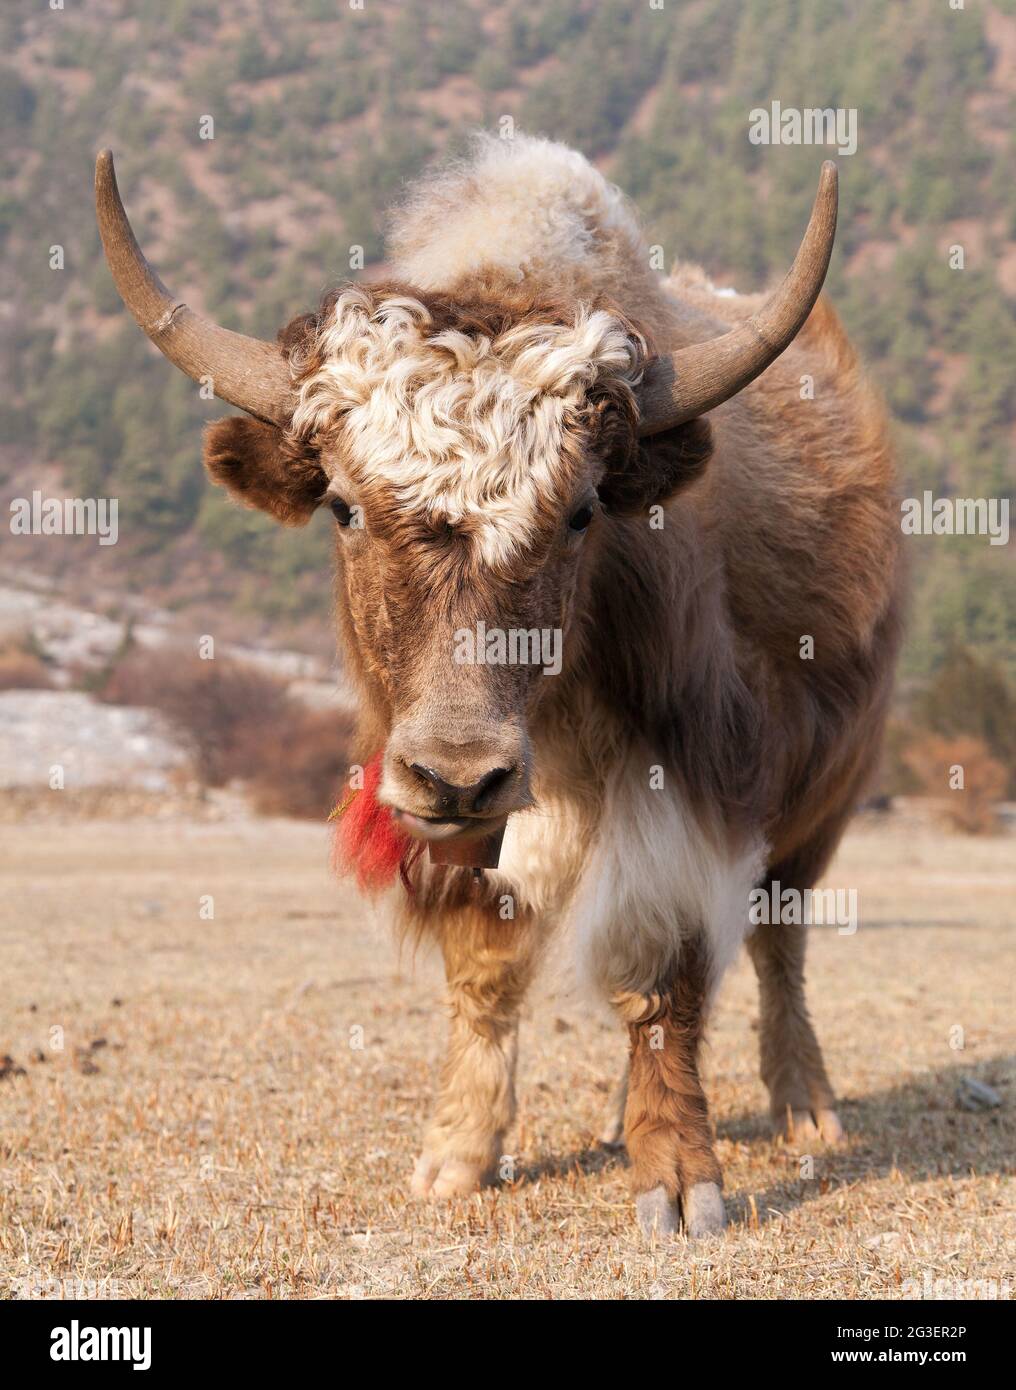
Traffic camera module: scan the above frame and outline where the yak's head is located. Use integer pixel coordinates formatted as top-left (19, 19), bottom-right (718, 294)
top-left (95, 151), bottom-right (836, 854)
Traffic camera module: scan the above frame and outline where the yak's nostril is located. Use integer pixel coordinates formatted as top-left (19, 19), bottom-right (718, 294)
top-left (472, 765), bottom-right (513, 813)
top-left (408, 763), bottom-right (455, 810)
top-left (408, 762), bottom-right (514, 816)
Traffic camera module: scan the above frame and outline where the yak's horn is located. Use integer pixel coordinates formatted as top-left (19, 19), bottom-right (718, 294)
top-left (636, 161), bottom-right (838, 435)
top-left (95, 149), bottom-right (295, 425)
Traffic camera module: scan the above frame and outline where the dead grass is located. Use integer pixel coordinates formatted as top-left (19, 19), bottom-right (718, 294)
top-left (0, 809), bottom-right (1012, 1300)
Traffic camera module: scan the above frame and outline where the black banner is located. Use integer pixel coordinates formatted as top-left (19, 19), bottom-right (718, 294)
top-left (4, 1296), bottom-right (1006, 1375)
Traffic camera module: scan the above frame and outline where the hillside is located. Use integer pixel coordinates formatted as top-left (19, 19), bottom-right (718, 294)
top-left (0, 0), bottom-right (1013, 727)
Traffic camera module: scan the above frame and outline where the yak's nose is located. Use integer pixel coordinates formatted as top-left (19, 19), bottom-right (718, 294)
top-left (383, 723), bottom-right (530, 823)
top-left (408, 762), bottom-right (515, 817)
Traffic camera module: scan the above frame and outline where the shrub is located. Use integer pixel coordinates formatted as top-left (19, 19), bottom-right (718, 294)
top-left (100, 645), bottom-right (352, 817)
top-left (246, 704), bottom-right (355, 819)
top-left (101, 647), bottom-right (291, 786)
top-left (918, 646), bottom-right (1016, 797)
top-left (0, 643), bottom-right (53, 691)
top-left (903, 733), bottom-right (1006, 835)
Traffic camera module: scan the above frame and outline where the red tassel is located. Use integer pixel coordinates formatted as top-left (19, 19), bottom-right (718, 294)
top-left (329, 751), bottom-right (422, 893)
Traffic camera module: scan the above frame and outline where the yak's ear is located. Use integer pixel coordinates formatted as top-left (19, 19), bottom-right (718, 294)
top-left (203, 416), bottom-right (328, 526)
top-left (594, 396), bottom-right (714, 516)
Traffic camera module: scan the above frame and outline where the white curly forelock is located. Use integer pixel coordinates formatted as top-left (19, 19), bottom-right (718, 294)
top-left (290, 285), bottom-right (644, 567)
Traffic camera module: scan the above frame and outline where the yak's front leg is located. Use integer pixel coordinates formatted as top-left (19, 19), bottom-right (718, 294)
top-left (410, 900), bottom-right (537, 1199)
top-left (615, 937), bottom-right (726, 1239)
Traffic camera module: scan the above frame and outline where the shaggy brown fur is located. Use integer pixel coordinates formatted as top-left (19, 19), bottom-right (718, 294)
top-left (617, 936), bottom-right (722, 1200)
top-left (191, 140), bottom-right (903, 1236)
top-left (99, 126), bottom-right (903, 1235)
top-left (406, 897), bottom-right (542, 1197)
top-left (202, 282), bottom-right (901, 1229)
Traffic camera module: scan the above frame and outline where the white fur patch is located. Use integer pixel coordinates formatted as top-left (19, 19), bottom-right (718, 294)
top-left (493, 757), bottom-right (766, 1006)
top-left (494, 796), bottom-right (587, 918)
top-left (388, 133), bottom-right (650, 300)
top-left (567, 759), bottom-right (766, 1002)
top-left (290, 286), bottom-right (642, 569)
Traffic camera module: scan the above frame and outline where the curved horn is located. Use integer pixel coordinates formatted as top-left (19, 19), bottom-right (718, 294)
top-left (636, 161), bottom-right (838, 435)
top-left (95, 150), bottom-right (295, 426)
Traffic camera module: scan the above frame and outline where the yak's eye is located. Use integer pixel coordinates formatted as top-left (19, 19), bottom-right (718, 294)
top-left (568, 503), bottom-right (594, 533)
top-left (330, 497), bottom-right (353, 527)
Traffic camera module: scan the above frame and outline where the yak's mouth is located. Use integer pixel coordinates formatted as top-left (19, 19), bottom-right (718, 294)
top-left (392, 809), bottom-right (508, 868)
top-left (391, 810), bottom-right (488, 841)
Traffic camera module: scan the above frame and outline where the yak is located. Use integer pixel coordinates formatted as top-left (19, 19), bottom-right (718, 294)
top-left (95, 134), bottom-right (902, 1237)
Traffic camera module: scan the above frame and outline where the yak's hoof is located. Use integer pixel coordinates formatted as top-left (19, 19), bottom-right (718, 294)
top-left (636, 1184), bottom-right (681, 1238)
top-left (779, 1107), bottom-right (845, 1145)
top-left (410, 1152), bottom-right (488, 1199)
top-left (682, 1182), bottom-right (727, 1238)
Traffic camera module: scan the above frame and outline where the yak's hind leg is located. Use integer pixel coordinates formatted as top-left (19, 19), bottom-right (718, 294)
top-left (410, 900), bottom-right (538, 1199)
top-left (598, 1059), bottom-right (628, 1146)
top-left (747, 843), bottom-right (844, 1145)
top-left (616, 937), bottom-right (726, 1239)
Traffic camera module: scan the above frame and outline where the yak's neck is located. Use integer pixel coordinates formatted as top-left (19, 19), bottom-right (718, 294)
top-left (569, 508), bottom-right (767, 833)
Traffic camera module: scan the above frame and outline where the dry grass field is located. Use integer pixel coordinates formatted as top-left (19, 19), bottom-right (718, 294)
top-left (0, 807), bottom-right (1012, 1300)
